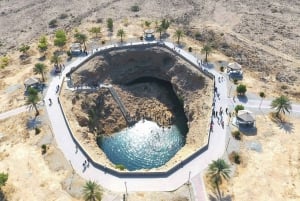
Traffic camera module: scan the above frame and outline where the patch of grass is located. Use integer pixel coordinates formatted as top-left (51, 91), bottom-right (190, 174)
top-left (115, 164), bottom-right (125, 170)
top-left (232, 130), bottom-right (241, 140)
top-left (0, 56), bottom-right (9, 68)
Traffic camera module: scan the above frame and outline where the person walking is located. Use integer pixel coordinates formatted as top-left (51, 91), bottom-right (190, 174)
top-left (48, 98), bottom-right (52, 106)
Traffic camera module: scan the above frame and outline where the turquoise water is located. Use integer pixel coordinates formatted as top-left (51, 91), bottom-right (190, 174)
top-left (100, 119), bottom-right (187, 170)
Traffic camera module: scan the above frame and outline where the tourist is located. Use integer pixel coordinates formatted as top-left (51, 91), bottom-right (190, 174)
top-left (48, 98), bottom-right (52, 106)
top-left (56, 85), bottom-right (60, 93)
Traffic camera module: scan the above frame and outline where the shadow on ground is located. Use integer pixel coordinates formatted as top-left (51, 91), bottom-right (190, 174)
top-left (237, 95), bottom-right (248, 103)
top-left (269, 113), bottom-right (294, 134)
top-left (208, 192), bottom-right (232, 201)
top-left (239, 125), bottom-right (257, 136)
top-left (0, 190), bottom-right (7, 201)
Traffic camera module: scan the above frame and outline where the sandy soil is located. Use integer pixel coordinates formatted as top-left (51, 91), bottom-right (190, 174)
top-left (0, 110), bottom-right (84, 201)
top-left (228, 114), bottom-right (300, 201)
top-left (204, 114), bottom-right (300, 201)
top-left (1, 0), bottom-right (300, 200)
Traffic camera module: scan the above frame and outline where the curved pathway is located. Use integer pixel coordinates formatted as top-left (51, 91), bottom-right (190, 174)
top-left (2, 41), bottom-right (300, 200)
top-left (43, 41), bottom-right (228, 195)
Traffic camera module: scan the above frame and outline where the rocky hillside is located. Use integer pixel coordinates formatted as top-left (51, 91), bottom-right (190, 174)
top-left (1, 0), bottom-right (300, 96)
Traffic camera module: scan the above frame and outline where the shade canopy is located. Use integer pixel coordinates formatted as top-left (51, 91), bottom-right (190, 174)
top-left (70, 43), bottom-right (81, 51)
top-left (24, 77), bottom-right (39, 88)
top-left (237, 110), bottom-right (255, 123)
top-left (227, 62), bottom-right (242, 71)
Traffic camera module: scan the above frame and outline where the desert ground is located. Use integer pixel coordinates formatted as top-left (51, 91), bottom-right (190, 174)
top-left (0, 0), bottom-right (300, 200)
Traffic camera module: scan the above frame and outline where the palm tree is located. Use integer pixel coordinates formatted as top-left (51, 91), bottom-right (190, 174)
top-left (208, 159), bottom-right (231, 200)
top-left (156, 26), bottom-right (164, 40)
top-left (26, 87), bottom-right (40, 116)
top-left (75, 33), bottom-right (88, 51)
top-left (259, 92), bottom-right (265, 108)
top-left (201, 44), bottom-right (212, 63)
top-left (174, 29), bottom-right (184, 45)
top-left (117, 29), bottom-right (125, 43)
top-left (82, 181), bottom-right (102, 201)
top-left (89, 27), bottom-right (101, 38)
top-left (51, 54), bottom-right (61, 66)
top-left (34, 63), bottom-right (47, 82)
top-left (271, 95), bottom-right (292, 117)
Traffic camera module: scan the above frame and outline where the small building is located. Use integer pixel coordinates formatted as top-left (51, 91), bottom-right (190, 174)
top-left (237, 110), bottom-right (255, 127)
top-left (144, 29), bottom-right (155, 41)
top-left (227, 62), bottom-right (243, 79)
top-left (70, 43), bottom-right (82, 55)
top-left (24, 77), bottom-right (40, 90)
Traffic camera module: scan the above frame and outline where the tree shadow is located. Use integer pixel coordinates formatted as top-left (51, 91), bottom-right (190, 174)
top-left (237, 95), bottom-right (248, 103)
top-left (39, 55), bottom-right (46, 61)
top-left (0, 190), bottom-right (7, 201)
top-left (26, 116), bottom-right (42, 129)
top-left (269, 113), bottom-right (294, 134)
top-left (208, 190), bottom-right (232, 201)
top-left (277, 121), bottom-right (294, 134)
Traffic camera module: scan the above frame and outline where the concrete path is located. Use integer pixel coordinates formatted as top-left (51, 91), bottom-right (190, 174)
top-left (1, 40), bottom-right (299, 200)
top-left (43, 41), bottom-right (228, 196)
top-left (0, 106), bottom-right (28, 120)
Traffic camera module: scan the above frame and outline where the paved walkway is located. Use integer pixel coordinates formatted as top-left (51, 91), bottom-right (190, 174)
top-left (2, 40), bottom-right (300, 200)
top-left (43, 41), bottom-right (228, 196)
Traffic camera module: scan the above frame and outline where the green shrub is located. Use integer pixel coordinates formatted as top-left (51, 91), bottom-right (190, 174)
top-left (41, 144), bottom-right (47, 154)
top-left (59, 13), bottom-right (68, 19)
top-left (233, 79), bottom-right (238, 85)
top-left (220, 66), bottom-right (224, 72)
top-left (131, 4), bottom-right (140, 12)
top-left (66, 50), bottom-right (72, 58)
top-left (115, 164), bottom-right (125, 170)
top-left (101, 40), bottom-right (106, 45)
top-left (0, 56), bottom-right (9, 68)
top-left (236, 84), bottom-right (247, 96)
top-left (0, 172), bottom-right (8, 188)
top-left (107, 18), bottom-right (113, 32)
top-left (188, 47), bottom-right (192, 52)
top-left (48, 19), bottom-right (58, 28)
top-left (234, 104), bottom-right (244, 114)
top-left (232, 130), bottom-right (241, 140)
top-left (229, 151), bottom-right (241, 164)
top-left (35, 127), bottom-right (41, 135)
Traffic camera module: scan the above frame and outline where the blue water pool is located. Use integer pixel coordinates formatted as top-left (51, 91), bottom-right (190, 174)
top-left (100, 119), bottom-right (187, 171)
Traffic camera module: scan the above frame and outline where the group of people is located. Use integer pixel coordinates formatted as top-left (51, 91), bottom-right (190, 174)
top-left (210, 75), bottom-right (230, 133)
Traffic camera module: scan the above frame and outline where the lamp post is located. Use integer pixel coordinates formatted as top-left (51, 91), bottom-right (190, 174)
top-left (188, 171), bottom-right (191, 185)
top-left (124, 181), bottom-right (128, 196)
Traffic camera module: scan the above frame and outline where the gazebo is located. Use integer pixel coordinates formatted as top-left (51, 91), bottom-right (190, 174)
top-left (227, 62), bottom-right (243, 79)
top-left (144, 29), bottom-right (155, 41)
top-left (70, 43), bottom-right (82, 55)
top-left (237, 110), bottom-right (255, 127)
top-left (227, 62), bottom-right (242, 72)
top-left (24, 77), bottom-right (40, 90)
